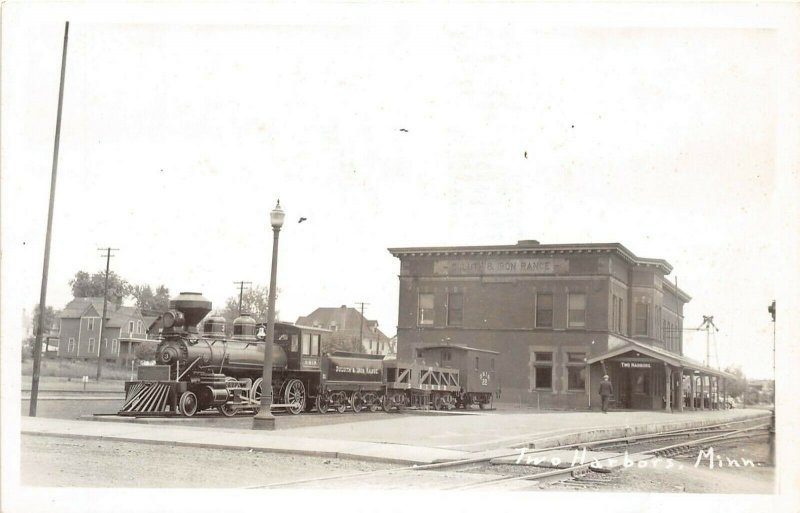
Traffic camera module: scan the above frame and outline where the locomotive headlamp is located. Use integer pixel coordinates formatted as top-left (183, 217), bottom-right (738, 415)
top-left (270, 200), bottom-right (285, 228)
top-left (162, 310), bottom-right (185, 329)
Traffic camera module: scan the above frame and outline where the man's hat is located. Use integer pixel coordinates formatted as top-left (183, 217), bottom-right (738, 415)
top-left (603, 374), bottom-right (609, 378)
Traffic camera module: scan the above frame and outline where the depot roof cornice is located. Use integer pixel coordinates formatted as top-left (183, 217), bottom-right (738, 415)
top-left (389, 241), bottom-right (672, 269)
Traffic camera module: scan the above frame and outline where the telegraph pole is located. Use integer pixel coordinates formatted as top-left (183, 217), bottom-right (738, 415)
top-left (29, 22), bottom-right (70, 417)
top-left (233, 281), bottom-right (252, 314)
top-left (95, 247), bottom-right (118, 381)
top-left (355, 302), bottom-right (369, 352)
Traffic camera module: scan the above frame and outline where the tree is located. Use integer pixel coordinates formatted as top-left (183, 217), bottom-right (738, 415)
top-left (23, 305), bottom-right (58, 359)
top-left (31, 304), bottom-right (57, 336)
top-left (134, 341), bottom-right (158, 362)
top-left (219, 284), bottom-right (277, 337)
top-left (69, 270), bottom-right (130, 307)
top-left (325, 334), bottom-right (363, 354)
top-left (131, 284), bottom-right (171, 312)
top-left (723, 365), bottom-right (747, 399)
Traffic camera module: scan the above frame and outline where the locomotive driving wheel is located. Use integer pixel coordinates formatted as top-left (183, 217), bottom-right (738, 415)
top-left (179, 391), bottom-right (198, 417)
top-left (350, 391), bottom-right (364, 413)
top-left (283, 379), bottom-right (306, 415)
top-left (250, 378), bottom-right (263, 414)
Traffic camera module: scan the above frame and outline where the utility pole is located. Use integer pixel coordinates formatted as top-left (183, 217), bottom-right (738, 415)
top-left (30, 22), bottom-right (69, 417)
top-left (355, 302), bottom-right (369, 353)
top-left (96, 248), bottom-right (118, 381)
top-left (233, 281), bottom-right (252, 314)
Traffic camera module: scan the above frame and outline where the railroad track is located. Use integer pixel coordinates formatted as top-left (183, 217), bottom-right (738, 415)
top-left (444, 420), bottom-right (771, 491)
top-left (246, 414), bottom-right (771, 490)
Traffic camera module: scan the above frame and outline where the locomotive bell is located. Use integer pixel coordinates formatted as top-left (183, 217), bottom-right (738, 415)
top-left (169, 292), bottom-right (212, 333)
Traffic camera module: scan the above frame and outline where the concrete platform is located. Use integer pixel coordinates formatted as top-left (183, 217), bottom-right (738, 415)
top-left (21, 408), bottom-right (770, 466)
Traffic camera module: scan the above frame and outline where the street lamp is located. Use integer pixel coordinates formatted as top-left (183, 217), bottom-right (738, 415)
top-left (253, 200), bottom-right (285, 430)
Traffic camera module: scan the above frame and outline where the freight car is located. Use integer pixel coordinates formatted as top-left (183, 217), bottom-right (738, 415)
top-left (119, 292), bottom-right (498, 417)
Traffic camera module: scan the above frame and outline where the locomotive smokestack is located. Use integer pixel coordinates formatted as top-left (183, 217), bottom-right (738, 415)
top-left (170, 292), bottom-right (212, 333)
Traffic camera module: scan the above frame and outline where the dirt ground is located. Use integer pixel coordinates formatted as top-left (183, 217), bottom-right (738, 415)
top-left (21, 435), bottom-right (398, 488)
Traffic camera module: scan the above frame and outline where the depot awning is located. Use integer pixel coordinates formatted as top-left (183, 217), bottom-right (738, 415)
top-left (586, 335), bottom-right (737, 380)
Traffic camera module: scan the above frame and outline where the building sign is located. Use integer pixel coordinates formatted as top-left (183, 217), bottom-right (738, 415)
top-left (620, 361), bottom-right (652, 369)
top-left (433, 258), bottom-right (568, 276)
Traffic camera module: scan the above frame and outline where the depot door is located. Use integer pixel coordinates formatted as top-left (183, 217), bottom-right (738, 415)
top-left (617, 368), bottom-right (632, 408)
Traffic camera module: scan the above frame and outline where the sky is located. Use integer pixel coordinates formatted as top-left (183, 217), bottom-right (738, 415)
top-left (3, 3), bottom-right (799, 383)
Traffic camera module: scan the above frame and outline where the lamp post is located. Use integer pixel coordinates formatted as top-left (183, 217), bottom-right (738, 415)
top-left (252, 200), bottom-right (285, 430)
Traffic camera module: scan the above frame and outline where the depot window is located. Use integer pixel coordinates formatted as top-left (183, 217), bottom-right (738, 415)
top-left (568, 293), bottom-right (586, 328)
top-left (635, 303), bottom-right (649, 336)
top-left (535, 293), bottom-right (553, 328)
top-left (311, 334), bottom-right (320, 356)
top-left (533, 352), bottom-right (553, 390)
top-left (418, 293), bottom-right (434, 325)
top-left (87, 318), bottom-right (95, 331)
top-left (88, 338), bottom-right (96, 354)
top-left (302, 333), bottom-right (311, 355)
top-left (612, 295), bottom-right (624, 334)
top-left (447, 292), bottom-right (463, 326)
top-left (67, 337), bottom-right (76, 353)
top-left (567, 352), bottom-right (586, 391)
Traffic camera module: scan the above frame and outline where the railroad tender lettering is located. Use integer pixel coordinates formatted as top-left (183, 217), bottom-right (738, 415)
top-left (335, 365), bottom-right (379, 375)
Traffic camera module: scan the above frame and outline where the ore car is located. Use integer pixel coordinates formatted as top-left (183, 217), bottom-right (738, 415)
top-left (415, 345), bottom-right (499, 409)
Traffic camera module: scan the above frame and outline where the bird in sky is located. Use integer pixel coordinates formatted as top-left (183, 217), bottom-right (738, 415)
top-left (399, 128), bottom-right (408, 132)
top-left (298, 217), bottom-right (307, 223)
top-left (524, 152), bottom-right (528, 159)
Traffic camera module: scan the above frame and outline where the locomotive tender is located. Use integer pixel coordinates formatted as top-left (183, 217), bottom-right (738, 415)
top-left (120, 292), bottom-right (497, 417)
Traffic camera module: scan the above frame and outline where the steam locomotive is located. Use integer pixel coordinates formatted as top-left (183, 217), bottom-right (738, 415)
top-left (119, 292), bottom-right (497, 417)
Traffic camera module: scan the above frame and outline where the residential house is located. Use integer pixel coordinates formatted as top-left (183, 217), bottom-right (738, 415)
top-left (296, 305), bottom-right (392, 355)
top-left (57, 297), bottom-right (149, 365)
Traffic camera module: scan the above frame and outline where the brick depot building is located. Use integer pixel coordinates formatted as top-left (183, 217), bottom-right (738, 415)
top-left (389, 240), bottom-right (734, 412)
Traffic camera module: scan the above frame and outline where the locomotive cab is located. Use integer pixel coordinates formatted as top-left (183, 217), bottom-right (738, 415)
top-left (272, 322), bottom-right (328, 372)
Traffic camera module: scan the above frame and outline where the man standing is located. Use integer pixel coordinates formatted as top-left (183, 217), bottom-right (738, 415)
top-left (599, 374), bottom-right (614, 413)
